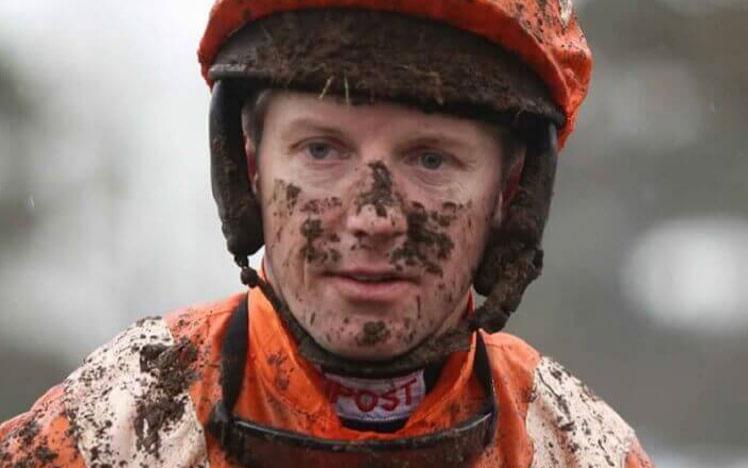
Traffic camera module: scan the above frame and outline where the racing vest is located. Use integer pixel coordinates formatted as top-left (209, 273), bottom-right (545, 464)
top-left (0, 288), bottom-right (652, 467)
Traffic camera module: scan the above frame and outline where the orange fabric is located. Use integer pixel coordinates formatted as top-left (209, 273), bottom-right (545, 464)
top-left (1, 292), bottom-right (651, 466)
top-left (626, 437), bottom-right (655, 468)
top-left (166, 289), bottom-right (486, 440)
top-left (243, 287), bottom-right (485, 439)
top-left (475, 331), bottom-right (541, 466)
top-left (165, 288), bottom-right (547, 466)
top-left (197, 0), bottom-right (592, 148)
top-left (0, 385), bottom-right (85, 467)
top-left (164, 294), bottom-right (242, 467)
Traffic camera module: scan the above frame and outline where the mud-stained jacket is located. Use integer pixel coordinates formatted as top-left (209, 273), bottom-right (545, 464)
top-left (0, 288), bottom-right (652, 467)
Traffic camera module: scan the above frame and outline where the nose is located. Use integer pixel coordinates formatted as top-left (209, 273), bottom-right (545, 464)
top-left (345, 162), bottom-right (407, 246)
top-left (346, 204), bottom-right (407, 240)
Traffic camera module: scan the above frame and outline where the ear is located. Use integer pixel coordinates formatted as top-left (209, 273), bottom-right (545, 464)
top-left (490, 144), bottom-right (526, 230)
top-left (244, 134), bottom-right (260, 195)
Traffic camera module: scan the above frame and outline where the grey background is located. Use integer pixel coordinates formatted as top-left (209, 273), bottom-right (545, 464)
top-left (1, 1), bottom-right (747, 466)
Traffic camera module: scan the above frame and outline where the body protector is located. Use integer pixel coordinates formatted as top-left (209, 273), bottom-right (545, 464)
top-left (202, 4), bottom-right (592, 376)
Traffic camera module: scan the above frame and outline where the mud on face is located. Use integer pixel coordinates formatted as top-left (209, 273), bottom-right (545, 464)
top-left (263, 160), bottom-right (481, 358)
top-left (355, 320), bottom-right (392, 347)
top-left (390, 201), bottom-right (459, 275)
top-left (355, 161), bottom-right (398, 217)
top-left (297, 162), bottom-right (463, 276)
top-left (299, 201), bottom-right (343, 265)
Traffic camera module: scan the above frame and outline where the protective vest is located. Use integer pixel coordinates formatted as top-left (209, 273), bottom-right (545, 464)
top-left (0, 287), bottom-right (652, 467)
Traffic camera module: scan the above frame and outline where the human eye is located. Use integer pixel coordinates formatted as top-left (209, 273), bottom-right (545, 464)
top-left (406, 148), bottom-right (455, 171)
top-left (299, 140), bottom-right (348, 162)
top-left (401, 146), bottom-right (466, 189)
top-left (418, 151), bottom-right (445, 170)
top-left (306, 141), bottom-right (334, 160)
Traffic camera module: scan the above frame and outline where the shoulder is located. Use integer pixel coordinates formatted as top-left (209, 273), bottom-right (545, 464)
top-left (482, 332), bottom-right (651, 467)
top-left (10, 293), bottom-right (245, 467)
top-left (482, 331), bottom-right (542, 374)
top-left (526, 355), bottom-right (639, 467)
top-left (163, 292), bottom-right (245, 343)
top-left (0, 385), bottom-right (85, 467)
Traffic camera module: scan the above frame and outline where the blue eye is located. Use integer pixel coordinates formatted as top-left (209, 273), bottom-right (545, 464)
top-left (307, 142), bottom-right (333, 160)
top-left (419, 152), bottom-right (444, 170)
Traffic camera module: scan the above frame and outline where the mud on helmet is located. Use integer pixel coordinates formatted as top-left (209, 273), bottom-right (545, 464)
top-left (200, 2), bottom-right (592, 375)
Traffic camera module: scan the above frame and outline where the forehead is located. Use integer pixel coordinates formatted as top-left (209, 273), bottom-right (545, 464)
top-left (260, 91), bottom-right (503, 143)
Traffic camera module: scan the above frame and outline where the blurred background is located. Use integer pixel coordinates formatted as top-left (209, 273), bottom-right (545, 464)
top-left (1, 0), bottom-right (746, 465)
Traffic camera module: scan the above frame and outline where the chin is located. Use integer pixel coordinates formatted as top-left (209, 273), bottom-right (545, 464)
top-left (314, 320), bottom-right (421, 362)
top-left (322, 341), bottom-right (411, 362)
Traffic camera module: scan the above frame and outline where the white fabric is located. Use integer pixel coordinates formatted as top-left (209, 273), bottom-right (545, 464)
top-left (63, 317), bottom-right (209, 467)
top-left (527, 357), bottom-right (635, 468)
top-left (559, 0), bottom-right (574, 28)
top-left (322, 370), bottom-right (426, 423)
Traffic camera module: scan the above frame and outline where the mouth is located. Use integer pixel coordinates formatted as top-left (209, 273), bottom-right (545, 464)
top-left (324, 269), bottom-right (418, 302)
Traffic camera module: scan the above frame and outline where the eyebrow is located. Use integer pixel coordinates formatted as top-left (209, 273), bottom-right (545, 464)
top-left (280, 117), bottom-right (349, 143)
top-left (280, 117), bottom-right (479, 154)
top-left (395, 133), bottom-right (476, 153)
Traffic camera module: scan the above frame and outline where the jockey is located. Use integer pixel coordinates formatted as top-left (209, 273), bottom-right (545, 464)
top-left (0, 1), bottom-right (652, 466)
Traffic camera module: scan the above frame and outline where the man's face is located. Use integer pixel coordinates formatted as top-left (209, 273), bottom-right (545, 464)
top-left (251, 92), bottom-right (506, 360)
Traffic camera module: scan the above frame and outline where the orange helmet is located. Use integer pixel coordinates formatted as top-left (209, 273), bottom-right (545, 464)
top-left (198, 0), bottom-right (592, 147)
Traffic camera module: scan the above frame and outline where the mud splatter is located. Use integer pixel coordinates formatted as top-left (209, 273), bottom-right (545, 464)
top-left (390, 201), bottom-right (456, 275)
top-left (355, 161), bottom-right (397, 217)
top-left (0, 411), bottom-right (61, 467)
top-left (16, 419), bottom-right (40, 445)
top-left (299, 216), bottom-right (343, 265)
top-left (286, 184), bottom-right (301, 208)
top-left (133, 338), bottom-right (198, 458)
top-left (528, 357), bottom-right (635, 466)
top-left (355, 321), bottom-right (391, 347)
top-left (270, 179), bottom-right (302, 215)
top-left (300, 196), bottom-right (342, 214)
top-left (329, 248), bottom-right (341, 263)
top-left (266, 352), bottom-right (291, 391)
top-left (300, 218), bottom-right (323, 262)
top-left (537, 369), bottom-right (570, 419)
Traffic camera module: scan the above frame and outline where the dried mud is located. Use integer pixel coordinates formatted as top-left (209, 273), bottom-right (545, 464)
top-left (0, 406), bottom-right (60, 468)
top-left (355, 161), bottom-right (398, 217)
top-left (391, 201), bottom-right (457, 275)
top-left (533, 359), bottom-right (622, 465)
top-left (285, 183), bottom-right (301, 209)
top-left (355, 321), bottom-right (392, 347)
top-left (270, 179), bottom-right (301, 216)
top-left (214, 9), bottom-right (563, 127)
top-left (133, 338), bottom-right (198, 459)
top-left (266, 352), bottom-right (292, 391)
top-left (300, 218), bottom-right (324, 262)
top-left (300, 196), bottom-right (342, 215)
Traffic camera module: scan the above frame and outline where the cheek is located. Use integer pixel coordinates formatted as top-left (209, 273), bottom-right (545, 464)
top-left (455, 201), bottom-right (493, 256)
top-left (263, 181), bottom-right (345, 274)
top-left (297, 197), bottom-right (344, 267)
top-left (263, 179), bottom-right (302, 246)
top-left (435, 198), bottom-right (495, 301)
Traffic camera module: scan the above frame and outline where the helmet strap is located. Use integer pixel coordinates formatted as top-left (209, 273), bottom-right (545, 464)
top-left (472, 123), bottom-right (559, 331)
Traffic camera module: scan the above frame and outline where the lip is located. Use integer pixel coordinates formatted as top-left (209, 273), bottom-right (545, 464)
top-left (324, 269), bottom-right (418, 302)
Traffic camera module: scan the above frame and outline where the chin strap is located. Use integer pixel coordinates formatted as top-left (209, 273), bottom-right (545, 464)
top-left (210, 80), bottom-right (264, 262)
top-left (471, 122), bottom-right (558, 332)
